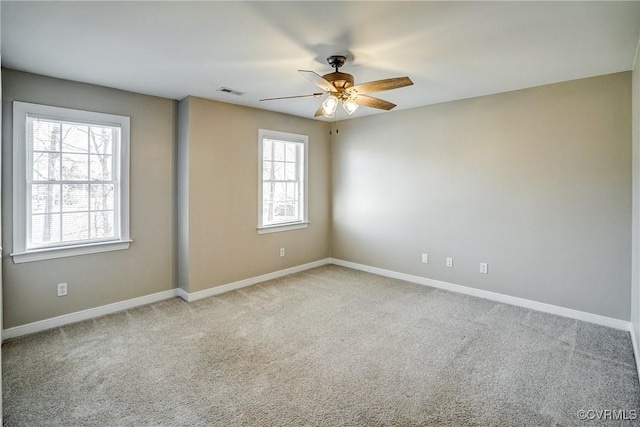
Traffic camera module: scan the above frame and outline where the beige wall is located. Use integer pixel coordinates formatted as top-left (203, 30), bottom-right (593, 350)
top-left (332, 72), bottom-right (632, 320)
top-left (2, 69), bottom-right (176, 328)
top-left (177, 96), bottom-right (331, 293)
top-left (1, 68), bottom-right (632, 328)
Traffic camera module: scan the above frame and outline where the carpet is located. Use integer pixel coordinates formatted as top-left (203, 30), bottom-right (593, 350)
top-left (3, 265), bottom-right (639, 426)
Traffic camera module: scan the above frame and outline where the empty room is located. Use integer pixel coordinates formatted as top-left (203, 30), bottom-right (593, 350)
top-left (1, 1), bottom-right (640, 425)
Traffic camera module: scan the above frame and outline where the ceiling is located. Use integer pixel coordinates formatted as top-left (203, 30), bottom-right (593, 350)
top-left (2, 1), bottom-right (639, 121)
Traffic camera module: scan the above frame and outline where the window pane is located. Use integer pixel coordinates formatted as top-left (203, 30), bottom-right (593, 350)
top-left (62, 212), bottom-right (89, 242)
top-left (31, 119), bottom-right (60, 152)
top-left (285, 202), bottom-right (296, 219)
top-left (287, 182), bottom-right (297, 202)
top-left (32, 152), bottom-right (60, 181)
top-left (90, 184), bottom-right (115, 210)
top-left (285, 163), bottom-right (296, 181)
top-left (31, 213), bottom-right (61, 247)
top-left (62, 154), bottom-right (89, 180)
top-left (274, 182), bottom-right (286, 202)
top-left (91, 211), bottom-right (115, 239)
top-left (32, 184), bottom-right (61, 214)
top-left (285, 143), bottom-right (297, 162)
top-left (273, 162), bottom-right (285, 180)
top-left (90, 154), bottom-right (113, 181)
top-left (89, 126), bottom-right (113, 155)
top-left (274, 141), bottom-right (285, 161)
top-left (263, 139), bottom-right (272, 160)
top-left (62, 124), bottom-right (89, 153)
top-left (273, 203), bottom-right (287, 222)
top-left (262, 161), bottom-right (272, 180)
top-left (262, 202), bottom-right (272, 225)
top-left (263, 183), bottom-right (272, 202)
top-left (62, 184), bottom-right (89, 212)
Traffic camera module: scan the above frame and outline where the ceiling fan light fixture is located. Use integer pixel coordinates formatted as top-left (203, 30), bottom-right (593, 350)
top-left (342, 98), bottom-right (359, 115)
top-left (262, 57), bottom-right (413, 118)
top-left (322, 95), bottom-right (339, 117)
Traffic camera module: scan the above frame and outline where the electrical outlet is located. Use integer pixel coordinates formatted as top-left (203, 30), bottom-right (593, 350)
top-left (480, 263), bottom-right (488, 274)
top-left (446, 257), bottom-right (453, 268)
top-left (421, 253), bottom-right (429, 264)
top-left (57, 283), bottom-right (68, 297)
top-left (280, 248), bottom-right (285, 257)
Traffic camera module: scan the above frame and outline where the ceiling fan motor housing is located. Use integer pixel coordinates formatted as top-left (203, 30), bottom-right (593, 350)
top-left (322, 71), bottom-right (354, 91)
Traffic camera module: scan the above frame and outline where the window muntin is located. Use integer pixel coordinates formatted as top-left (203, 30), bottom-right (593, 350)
top-left (258, 129), bottom-right (308, 232)
top-left (12, 102), bottom-right (130, 262)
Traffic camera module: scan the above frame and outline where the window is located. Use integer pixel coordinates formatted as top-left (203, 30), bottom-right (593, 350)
top-left (12, 101), bottom-right (131, 263)
top-left (258, 129), bottom-right (308, 234)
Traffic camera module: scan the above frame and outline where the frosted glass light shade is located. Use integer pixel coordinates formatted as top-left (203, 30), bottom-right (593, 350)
top-left (343, 98), bottom-right (359, 115)
top-left (322, 95), bottom-right (339, 117)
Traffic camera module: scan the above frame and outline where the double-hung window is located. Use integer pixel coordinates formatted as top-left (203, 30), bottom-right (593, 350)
top-left (258, 129), bottom-right (308, 234)
top-left (12, 101), bottom-right (131, 263)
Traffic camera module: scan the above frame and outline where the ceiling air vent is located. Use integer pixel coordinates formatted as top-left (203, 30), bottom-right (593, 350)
top-left (217, 87), bottom-right (245, 96)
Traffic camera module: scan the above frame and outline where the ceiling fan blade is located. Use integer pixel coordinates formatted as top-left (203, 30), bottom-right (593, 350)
top-left (347, 77), bottom-right (413, 95)
top-left (260, 93), bottom-right (324, 101)
top-left (299, 70), bottom-right (336, 92)
top-left (314, 104), bottom-right (325, 117)
top-left (352, 95), bottom-right (396, 110)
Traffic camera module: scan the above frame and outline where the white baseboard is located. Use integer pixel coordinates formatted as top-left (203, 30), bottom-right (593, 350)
top-left (178, 258), bottom-right (332, 302)
top-left (2, 259), bottom-right (332, 341)
top-left (2, 289), bottom-right (179, 341)
top-left (2, 256), bottom-right (631, 342)
top-left (176, 287), bottom-right (190, 301)
top-left (3, 258), bottom-right (333, 340)
top-left (631, 322), bottom-right (640, 383)
top-left (330, 258), bottom-right (631, 331)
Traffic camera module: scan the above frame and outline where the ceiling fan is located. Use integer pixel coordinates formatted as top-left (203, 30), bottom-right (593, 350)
top-left (260, 55), bottom-right (413, 118)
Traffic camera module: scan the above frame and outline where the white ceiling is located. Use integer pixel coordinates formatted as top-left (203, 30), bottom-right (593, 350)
top-left (2, 1), bottom-right (639, 121)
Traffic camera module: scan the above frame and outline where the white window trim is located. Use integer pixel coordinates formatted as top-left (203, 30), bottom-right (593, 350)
top-left (257, 221), bottom-right (310, 235)
top-left (257, 129), bottom-right (309, 234)
top-left (11, 101), bottom-right (131, 263)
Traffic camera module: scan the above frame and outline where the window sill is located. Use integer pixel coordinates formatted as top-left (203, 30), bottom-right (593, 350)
top-left (257, 221), bottom-right (309, 235)
top-left (11, 240), bottom-right (133, 264)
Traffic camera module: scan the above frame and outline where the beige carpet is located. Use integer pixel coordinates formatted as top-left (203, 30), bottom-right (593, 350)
top-left (3, 265), bottom-right (639, 426)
